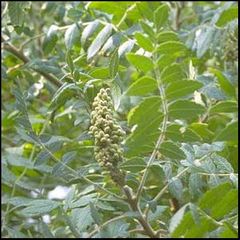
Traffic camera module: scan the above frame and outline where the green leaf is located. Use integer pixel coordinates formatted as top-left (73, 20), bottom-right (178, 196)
top-left (118, 40), bottom-right (135, 57)
top-left (210, 101), bottom-right (238, 114)
top-left (154, 4), bottom-right (169, 30)
top-left (220, 223), bottom-right (238, 238)
top-left (166, 80), bottom-right (203, 100)
top-left (126, 76), bottom-right (157, 96)
top-left (43, 25), bottom-right (58, 54)
top-left (171, 211), bottom-right (193, 237)
top-left (126, 53), bottom-right (154, 73)
top-left (161, 63), bottom-right (186, 84)
top-left (209, 68), bottom-right (236, 98)
top-left (52, 151), bottom-right (77, 180)
top-left (2, 164), bottom-right (16, 185)
top-left (101, 33), bottom-right (122, 55)
top-left (28, 59), bottom-right (62, 75)
top-left (159, 141), bottom-right (186, 160)
top-left (198, 182), bottom-right (232, 211)
top-left (184, 216), bottom-right (217, 238)
top-left (34, 142), bottom-right (62, 166)
top-left (65, 24), bottom-right (80, 50)
top-left (110, 80), bottom-right (121, 111)
top-left (140, 20), bottom-right (155, 39)
top-left (166, 124), bottom-right (202, 142)
top-left (190, 123), bottom-right (214, 141)
top-left (49, 83), bottom-right (79, 110)
top-left (81, 20), bottom-right (100, 45)
top-left (189, 172), bottom-right (204, 196)
top-left (19, 199), bottom-right (61, 217)
top-left (96, 220), bottom-right (129, 238)
top-left (216, 6), bottom-right (238, 27)
top-left (157, 31), bottom-right (179, 43)
top-left (67, 8), bottom-right (82, 21)
top-left (5, 227), bottom-right (26, 238)
top-left (197, 26), bottom-right (217, 58)
top-left (8, 2), bottom-right (24, 26)
top-left (39, 222), bottom-right (55, 238)
top-left (128, 96), bottom-right (161, 126)
top-left (89, 67), bottom-right (109, 79)
top-left (158, 41), bottom-right (187, 56)
top-left (169, 204), bottom-right (189, 233)
top-left (8, 197), bottom-right (33, 207)
top-left (71, 206), bottom-right (94, 232)
top-left (135, 32), bottom-right (154, 52)
top-left (157, 54), bottom-right (176, 69)
top-left (65, 215), bottom-right (81, 238)
top-left (168, 100), bottom-right (205, 120)
top-left (87, 24), bottom-right (112, 60)
top-left (148, 206), bottom-right (168, 222)
top-left (137, 2), bottom-right (153, 21)
top-left (109, 49), bottom-right (119, 78)
top-left (126, 96), bottom-right (162, 157)
top-left (169, 177), bottom-right (184, 201)
top-left (214, 121), bottom-right (238, 142)
top-left (211, 189), bottom-right (238, 219)
top-left (89, 202), bottom-right (101, 225)
top-left (66, 50), bottom-right (74, 74)
top-left (213, 153), bottom-right (234, 173)
top-left (120, 157), bottom-right (146, 173)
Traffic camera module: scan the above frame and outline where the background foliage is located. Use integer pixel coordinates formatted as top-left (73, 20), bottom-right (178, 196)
top-left (1, 1), bottom-right (238, 238)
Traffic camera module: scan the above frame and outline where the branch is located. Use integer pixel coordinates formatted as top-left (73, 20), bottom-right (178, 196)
top-left (136, 50), bottom-right (168, 201)
top-left (153, 153), bottom-right (213, 202)
top-left (116, 4), bottom-right (137, 28)
top-left (2, 38), bottom-right (62, 87)
top-left (122, 186), bottom-right (157, 238)
top-left (153, 168), bottom-right (189, 202)
top-left (88, 214), bottom-right (130, 238)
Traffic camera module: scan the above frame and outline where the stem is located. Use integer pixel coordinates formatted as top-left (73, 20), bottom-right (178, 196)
top-left (2, 38), bottom-right (62, 87)
top-left (198, 207), bottom-right (223, 227)
top-left (136, 48), bottom-right (168, 201)
top-left (153, 168), bottom-right (189, 202)
top-left (122, 186), bottom-right (157, 238)
top-left (153, 153), bottom-right (212, 202)
top-left (2, 114), bottom-right (51, 231)
top-left (197, 172), bottom-right (238, 176)
top-left (116, 4), bottom-right (136, 28)
top-left (39, 143), bottom-right (124, 201)
top-left (88, 214), bottom-right (130, 238)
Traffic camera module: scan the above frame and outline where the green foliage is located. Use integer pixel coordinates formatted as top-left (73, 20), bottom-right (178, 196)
top-left (2, 1), bottom-right (238, 238)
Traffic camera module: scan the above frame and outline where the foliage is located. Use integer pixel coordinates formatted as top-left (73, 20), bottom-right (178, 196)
top-left (1, 1), bottom-right (238, 238)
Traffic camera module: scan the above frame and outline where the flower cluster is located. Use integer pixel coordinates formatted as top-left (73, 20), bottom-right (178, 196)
top-left (89, 88), bottom-right (125, 186)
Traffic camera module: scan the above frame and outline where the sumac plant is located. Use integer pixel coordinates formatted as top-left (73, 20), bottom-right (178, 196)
top-left (1, 1), bottom-right (238, 238)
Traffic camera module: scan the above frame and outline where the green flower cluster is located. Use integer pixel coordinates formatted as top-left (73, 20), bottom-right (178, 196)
top-left (89, 88), bottom-right (125, 186)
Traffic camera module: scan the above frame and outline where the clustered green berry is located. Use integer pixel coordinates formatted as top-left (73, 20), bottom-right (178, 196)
top-left (89, 88), bottom-right (126, 186)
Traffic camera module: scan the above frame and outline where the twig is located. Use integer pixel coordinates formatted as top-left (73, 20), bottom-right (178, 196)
top-left (198, 207), bottom-right (223, 226)
top-left (153, 168), bottom-right (189, 202)
top-left (2, 114), bottom-right (51, 231)
top-left (136, 47), bottom-right (168, 201)
top-left (88, 214), bottom-right (130, 238)
top-left (39, 143), bottom-right (124, 201)
top-left (2, 38), bottom-right (62, 87)
top-left (116, 3), bottom-right (136, 28)
top-left (122, 186), bottom-right (157, 238)
top-left (153, 153), bottom-right (212, 202)
top-left (1, 2), bottom-right (8, 20)
top-left (197, 172), bottom-right (238, 176)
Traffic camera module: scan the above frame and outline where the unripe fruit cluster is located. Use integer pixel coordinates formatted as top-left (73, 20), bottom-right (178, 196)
top-left (89, 88), bottom-right (125, 185)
